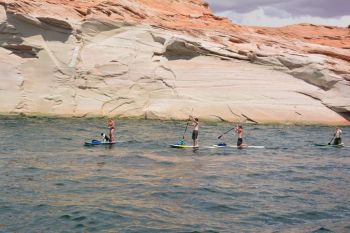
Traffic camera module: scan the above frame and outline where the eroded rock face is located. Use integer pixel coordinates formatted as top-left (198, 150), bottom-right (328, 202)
top-left (0, 0), bottom-right (349, 125)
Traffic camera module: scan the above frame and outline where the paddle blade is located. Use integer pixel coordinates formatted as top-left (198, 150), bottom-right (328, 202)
top-left (218, 135), bottom-right (222, 139)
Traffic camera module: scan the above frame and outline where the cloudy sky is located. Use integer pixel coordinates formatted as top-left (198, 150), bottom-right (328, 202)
top-left (207, 0), bottom-right (350, 27)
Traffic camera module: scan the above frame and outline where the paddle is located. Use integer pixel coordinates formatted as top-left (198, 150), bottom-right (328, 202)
top-left (328, 134), bottom-right (335, 145)
top-left (177, 117), bottom-right (190, 145)
top-left (218, 127), bottom-right (236, 139)
top-left (178, 108), bottom-right (194, 145)
top-left (182, 120), bottom-right (190, 140)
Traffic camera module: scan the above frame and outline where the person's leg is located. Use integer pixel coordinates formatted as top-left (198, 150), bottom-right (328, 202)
top-left (192, 131), bottom-right (195, 147)
top-left (237, 138), bottom-right (243, 147)
top-left (111, 128), bottom-right (115, 142)
top-left (195, 131), bottom-right (199, 147)
top-left (108, 129), bottom-right (112, 142)
top-left (333, 138), bottom-right (338, 145)
top-left (192, 131), bottom-right (198, 147)
top-left (334, 138), bottom-right (341, 145)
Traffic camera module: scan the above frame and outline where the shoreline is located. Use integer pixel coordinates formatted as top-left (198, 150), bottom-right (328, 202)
top-left (0, 113), bottom-right (349, 127)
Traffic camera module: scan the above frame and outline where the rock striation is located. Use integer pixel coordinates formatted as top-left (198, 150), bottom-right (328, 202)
top-left (0, 0), bottom-right (349, 125)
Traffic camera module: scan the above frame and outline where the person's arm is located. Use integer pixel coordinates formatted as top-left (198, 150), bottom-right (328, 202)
top-left (189, 115), bottom-right (196, 125)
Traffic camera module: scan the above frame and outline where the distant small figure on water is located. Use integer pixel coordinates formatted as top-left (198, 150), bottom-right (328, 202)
top-left (108, 118), bottom-right (116, 142)
top-left (190, 115), bottom-right (199, 147)
top-left (332, 127), bottom-right (342, 145)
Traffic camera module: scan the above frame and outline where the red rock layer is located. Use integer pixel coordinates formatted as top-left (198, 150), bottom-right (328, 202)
top-left (256, 24), bottom-right (350, 49)
top-left (0, 0), bottom-right (240, 32)
top-left (2, 0), bottom-right (349, 50)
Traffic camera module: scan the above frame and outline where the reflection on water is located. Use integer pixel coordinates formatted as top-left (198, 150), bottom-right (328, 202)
top-left (0, 117), bottom-right (349, 232)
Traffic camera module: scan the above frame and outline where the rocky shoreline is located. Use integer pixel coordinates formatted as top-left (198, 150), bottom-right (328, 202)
top-left (0, 113), bottom-right (348, 126)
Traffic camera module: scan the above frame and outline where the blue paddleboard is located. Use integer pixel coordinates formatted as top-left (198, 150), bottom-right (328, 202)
top-left (84, 140), bottom-right (116, 146)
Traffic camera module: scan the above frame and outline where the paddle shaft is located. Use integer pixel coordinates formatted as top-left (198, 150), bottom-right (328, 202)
top-left (183, 120), bottom-right (190, 139)
top-left (218, 127), bottom-right (235, 139)
top-left (328, 135), bottom-right (335, 145)
top-left (182, 109), bottom-right (194, 140)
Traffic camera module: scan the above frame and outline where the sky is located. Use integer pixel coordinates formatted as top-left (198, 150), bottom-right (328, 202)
top-left (206, 0), bottom-right (350, 27)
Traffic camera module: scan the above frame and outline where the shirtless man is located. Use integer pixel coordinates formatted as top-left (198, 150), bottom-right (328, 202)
top-left (235, 125), bottom-right (247, 148)
top-left (190, 116), bottom-right (199, 148)
top-left (107, 118), bottom-right (116, 142)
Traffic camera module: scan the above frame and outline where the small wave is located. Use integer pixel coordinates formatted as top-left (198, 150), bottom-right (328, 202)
top-left (74, 223), bottom-right (85, 229)
top-left (158, 161), bottom-right (176, 166)
top-left (24, 166), bottom-right (41, 171)
top-left (311, 227), bottom-right (333, 233)
top-left (73, 216), bottom-right (87, 222)
top-left (204, 203), bottom-right (238, 213)
top-left (54, 183), bottom-right (65, 186)
top-left (198, 187), bottom-right (224, 195)
top-left (180, 230), bottom-right (219, 233)
top-left (284, 210), bottom-right (335, 222)
top-left (60, 214), bottom-right (71, 220)
top-left (150, 191), bottom-right (188, 199)
top-left (60, 137), bottom-right (72, 141)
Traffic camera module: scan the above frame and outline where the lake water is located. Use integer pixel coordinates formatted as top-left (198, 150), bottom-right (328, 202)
top-left (0, 117), bottom-right (349, 232)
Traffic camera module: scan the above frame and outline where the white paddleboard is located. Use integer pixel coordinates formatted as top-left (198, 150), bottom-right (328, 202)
top-left (207, 144), bottom-right (265, 149)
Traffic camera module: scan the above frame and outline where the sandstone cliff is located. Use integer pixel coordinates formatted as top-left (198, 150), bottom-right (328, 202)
top-left (0, 0), bottom-right (349, 125)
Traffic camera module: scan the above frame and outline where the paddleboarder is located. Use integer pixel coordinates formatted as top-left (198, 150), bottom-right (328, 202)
top-left (332, 127), bottom-right (343, 145)
top-left (108, 118), bottom-right (116, 142)
top-left (190, 115), bottom-right (199, 147)
top-left (234, 125), bottom-right (246, 148)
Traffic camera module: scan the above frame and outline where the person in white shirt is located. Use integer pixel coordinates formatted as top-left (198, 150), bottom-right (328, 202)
top-left (332, 127), bottom-right (342, 145)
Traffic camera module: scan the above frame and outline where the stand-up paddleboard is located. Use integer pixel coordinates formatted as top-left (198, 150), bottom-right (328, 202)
top-left (315, 143), bottom-right (345, 148)
top-left (170, 144), bottom-right (199, 149)
top-left (84, 139), bottom-right (116, 146)
top-left (207, 143), bottom-right (265, 149)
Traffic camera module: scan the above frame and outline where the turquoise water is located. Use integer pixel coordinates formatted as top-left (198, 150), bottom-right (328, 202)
top-left (0, 117), bottom-right (349, 232)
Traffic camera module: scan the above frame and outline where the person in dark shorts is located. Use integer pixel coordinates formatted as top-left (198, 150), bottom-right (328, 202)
top-left (190, 116), bottom-right (199, 147)
top-left (234, 125), bottom-right (246, 148)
